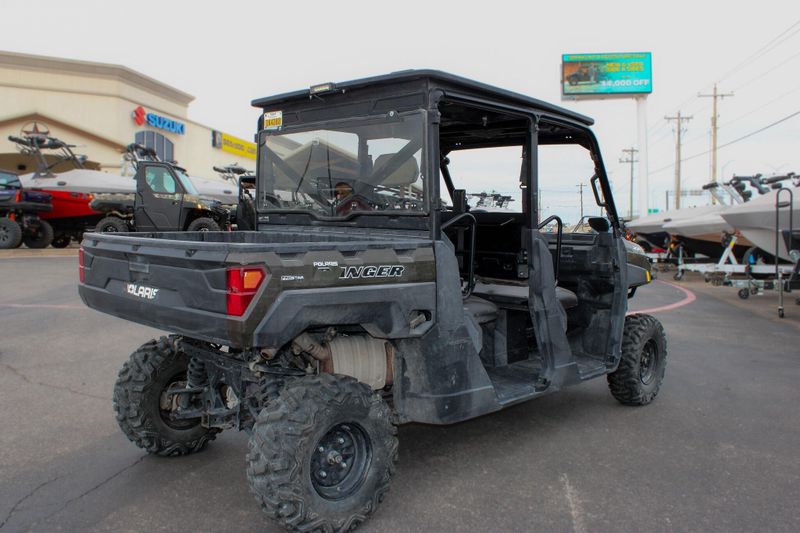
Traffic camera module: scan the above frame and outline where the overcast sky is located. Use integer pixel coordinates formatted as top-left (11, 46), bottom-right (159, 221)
top-left (1, 1), bottom-right (798, 222)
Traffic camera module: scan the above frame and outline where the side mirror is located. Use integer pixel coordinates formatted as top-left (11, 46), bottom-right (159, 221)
top-left (588, 217), bottom-right (610, 233)
top-left (452, 189), bottom-right (467, 214)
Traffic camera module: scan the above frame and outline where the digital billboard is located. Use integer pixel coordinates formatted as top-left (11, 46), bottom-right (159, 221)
top-left (562, 52), bottom-right (652, 96)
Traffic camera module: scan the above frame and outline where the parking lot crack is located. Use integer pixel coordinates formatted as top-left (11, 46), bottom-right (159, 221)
top-left (560, 473), bottom-right (586, 533)
top-left (0, 475), bottom-right (62, 530)
top-left (32, 456), bottom-right (146, 528)
top-left (0, 362), bottom-right (108, 401)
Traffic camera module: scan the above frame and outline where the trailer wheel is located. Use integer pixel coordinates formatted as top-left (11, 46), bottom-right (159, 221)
top-left (0, 218), bottom-right (22, 249)
top-left (51, 234), bottom-right (71, 248)
top-left (247, 374), bottom-right (397, 532)
top-left (23, 219), bottom-right (54, 248)
top-left (96, 216), bottom-right (129, 233)
top-left (738, 288), bottom-right (750, 300)
top-left (608, 314), bottom-right (667, 406)
top-left (113, 336), bottom-right (219, 456)
top-left (673, 270), bottom-right (683, 281)
top-left (187, 217), bottom-right (220, 232)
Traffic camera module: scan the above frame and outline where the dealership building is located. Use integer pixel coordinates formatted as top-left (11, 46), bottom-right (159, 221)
top-left (0, 50), bottom-right (256, 178)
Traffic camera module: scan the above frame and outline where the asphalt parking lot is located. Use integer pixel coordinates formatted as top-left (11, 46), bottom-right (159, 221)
top-left (1, 251), bottom-right (799, 532)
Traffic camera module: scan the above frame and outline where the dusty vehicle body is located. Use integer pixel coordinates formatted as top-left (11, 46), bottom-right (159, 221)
top-left (91, 159), bottom-right (230, 233)
top-left (79, 71), bottom-right (663, 531)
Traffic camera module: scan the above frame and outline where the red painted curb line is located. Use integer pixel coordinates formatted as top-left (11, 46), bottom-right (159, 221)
top-left (630, 280), bottom-right (696, 315)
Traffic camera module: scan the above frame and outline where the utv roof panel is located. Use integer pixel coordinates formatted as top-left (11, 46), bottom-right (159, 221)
top-left (251, 69), bottom-right (594, 126)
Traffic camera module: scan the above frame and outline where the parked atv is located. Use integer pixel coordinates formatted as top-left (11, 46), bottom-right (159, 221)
top-left (91, 160), bottom-right (229, 233)
top-left (0, 169), bottom-right (54, 248)
top-left (79, 71), bottom-right (666, 532)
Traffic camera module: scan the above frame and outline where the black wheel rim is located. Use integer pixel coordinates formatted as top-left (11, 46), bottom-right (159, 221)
top-left (0, 228), bottom-right (8, 243)
top-left (639, 339), bottom-right (659, 385)
top-left (104, 225), bottom-right (118, 232)
top-left (311, 423), bottom-right (371, 500)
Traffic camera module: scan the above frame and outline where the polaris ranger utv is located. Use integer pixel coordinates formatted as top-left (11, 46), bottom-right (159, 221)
top-left (79, 71), bottom-right (665, 532)
top-left (91, 151), bottom-right (229, 233)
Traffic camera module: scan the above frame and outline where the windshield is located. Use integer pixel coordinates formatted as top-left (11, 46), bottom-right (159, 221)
top-left (175, 169), bottom-right (200, 195)
top-left (0, 171), bottom-right (20, 190)
top-left (258, 112), bottom-right (426, 217)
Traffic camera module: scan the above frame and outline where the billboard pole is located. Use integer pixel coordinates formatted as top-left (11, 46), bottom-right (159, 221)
top-left (636, 96), bottom-right (649, 217)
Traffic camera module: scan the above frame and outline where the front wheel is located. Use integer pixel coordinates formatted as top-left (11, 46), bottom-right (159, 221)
top-left (0, 218), bottom-right (22, 249)
top-left (23, 219), bottom-right (54, 248)
top-left (96, 216), bottom-right (129, 233)
top-left (186, 217), bottom-right (220, 232)
top-left (247, 374), bottom-right (398, 532)
top-left (113, 336), bottom-right (219, 456)
top-left (608, 314), bottom-right (667, 406)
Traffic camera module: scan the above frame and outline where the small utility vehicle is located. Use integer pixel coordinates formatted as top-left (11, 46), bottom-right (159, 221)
top-left (213, 164), bottom-right (258, 231)
top-left (0, 169), bottom-right (54, 248)
top-left (91, 148), bottom-right (229, 232)
top-left (79, 71), bottom-right (666, 532)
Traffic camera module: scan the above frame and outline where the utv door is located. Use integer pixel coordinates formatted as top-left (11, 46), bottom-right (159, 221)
top-left (134, 163), bottom-right (185, 231)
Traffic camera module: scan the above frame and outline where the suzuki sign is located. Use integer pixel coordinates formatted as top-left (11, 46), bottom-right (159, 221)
top-left (132, 106), bottom-right (185, 135)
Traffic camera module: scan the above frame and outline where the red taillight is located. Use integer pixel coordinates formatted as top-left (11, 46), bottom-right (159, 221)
top-left (79, 247), bottom-right (85, 283)
top-left (226, 266), bottom-right (266, 316)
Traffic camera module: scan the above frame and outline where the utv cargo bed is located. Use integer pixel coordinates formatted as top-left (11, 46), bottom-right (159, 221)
top-left (79, 228), bottom-right (437, 349)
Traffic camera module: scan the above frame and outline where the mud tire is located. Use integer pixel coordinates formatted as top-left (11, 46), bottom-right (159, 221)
top-left (23, 219), bottom-right (54, 248)
top-left (0, 218), bottom-right (22, 249)
top-left (96, 216), bottom-right (129, 233)
top-left (247, 374), bottom-right (397, 532)
top-left (608, 314), bottom-right (667, 406)
top-left (113, 336), bottom-right (219, 456)
top-left (187, 217), bottom-right (220, 232)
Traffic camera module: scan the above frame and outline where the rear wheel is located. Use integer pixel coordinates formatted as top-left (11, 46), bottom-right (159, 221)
top-left (0, 218), bottom-right (22, 249)
top-left (187, 217), bottom-right (220, 232)
top-left (23, 219), bottom-right (54, 248)
top-left (96, 216), bottom-right (129, 233)
top-left (113, 336), bottom-right (219, 456)
top-left (247, 374), bottom-right (397, 532)
top-left (51, 234), bottom-right (71, 248)
top-left (608, 314), bottom-right (667, 406)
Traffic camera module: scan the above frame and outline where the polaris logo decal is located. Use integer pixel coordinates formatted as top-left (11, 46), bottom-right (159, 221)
top-left (125, 283), bottom-right (160, 300)
top-left (339, 265), bottom-right (404, 279)
top-left (313, 260), bottom-right (339, 272)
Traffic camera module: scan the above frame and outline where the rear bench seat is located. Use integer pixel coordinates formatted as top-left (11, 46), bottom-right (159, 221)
top-left (472, 280), bottom-right (578, 310)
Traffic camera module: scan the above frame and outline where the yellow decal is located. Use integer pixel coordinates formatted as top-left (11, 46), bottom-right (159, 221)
top-left (263, 110), bottom-right (283, 131)
top-left (212, 131), bottom-right (257, 160)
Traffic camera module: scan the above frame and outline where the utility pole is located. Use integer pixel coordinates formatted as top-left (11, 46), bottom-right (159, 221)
top-left (698, 84), bottom-right (734, 203)
top-left (664, 111), bottom-right (693, 210)
top-left (620, 147), bottom-right (638, 219)
top-left (576, 183), bottom-right (586, 221)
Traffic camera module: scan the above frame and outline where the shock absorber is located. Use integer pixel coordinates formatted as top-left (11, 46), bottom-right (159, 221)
top-left (187, 356), bottom-right (208, 389)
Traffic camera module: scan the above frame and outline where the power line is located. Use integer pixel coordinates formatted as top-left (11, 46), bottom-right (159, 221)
top-left (648, 109), bottom-right (800, 176)
top-left (730, 49), bottom-right (800, 93)
top-left (719, 82), bottom-right (800, 128)
top-left (646, 18), bottom-right (800, 137)
top-left (717, 18), bottom-right (800, 83)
